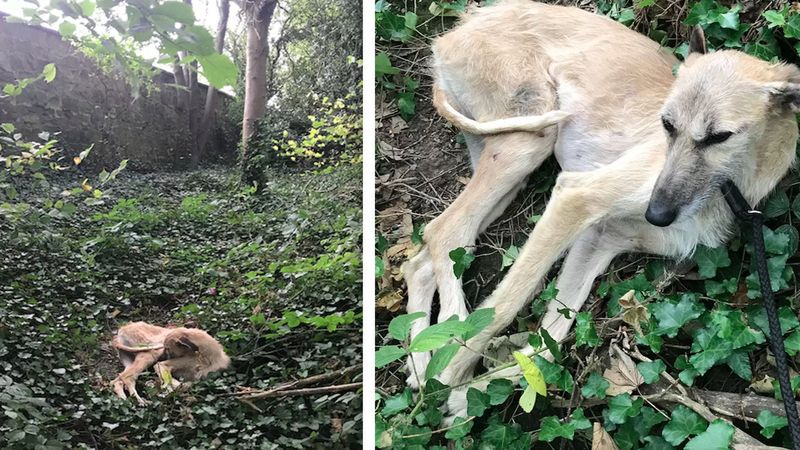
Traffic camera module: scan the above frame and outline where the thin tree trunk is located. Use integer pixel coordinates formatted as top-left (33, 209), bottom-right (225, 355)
top-left (241, 0), bottom-right (277, 155)
top-left (194, 0), bottom-right (231, 166)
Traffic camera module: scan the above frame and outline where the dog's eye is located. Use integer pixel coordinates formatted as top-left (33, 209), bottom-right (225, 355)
top-left (702, 131), bottom-right (733, 146)
top-left (662, 118), bottom-right (676, 136)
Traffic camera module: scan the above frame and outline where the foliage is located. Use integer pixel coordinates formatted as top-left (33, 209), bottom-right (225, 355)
top-left (376, 0), bottom-right (800, 448)
top-left (12, 0), bottom-right (238, 95)
top-left (1, 165), bottom-right (362, 448)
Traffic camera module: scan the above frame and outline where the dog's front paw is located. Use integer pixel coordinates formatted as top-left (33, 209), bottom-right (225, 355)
top-left (406, 351), bottom-right (431, 389)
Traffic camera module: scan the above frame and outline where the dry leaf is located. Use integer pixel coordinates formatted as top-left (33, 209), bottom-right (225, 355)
top-left (389, 116), bottom-right (408, 134)
top-left (749, 374), bottom-right (774, 394)
top-left (377, 290), bottom-right (404, 312)
top-left (457, 176), bottom-right (471, 186)
top-left (619, 289), bottom-right (649, 336)
top-left (603, 346), bottom-right (644, 395)
top-left (378, 141), bottom-right (403, 161)
top-left (592, 422), bottom-right (619, 450)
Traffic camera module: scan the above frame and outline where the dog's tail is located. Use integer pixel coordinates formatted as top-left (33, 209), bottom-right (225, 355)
top-left (432, 84), bottom-right (570, 135)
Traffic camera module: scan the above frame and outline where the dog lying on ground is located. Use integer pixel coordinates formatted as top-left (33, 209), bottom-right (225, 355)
top-left (401, 0), bottom-right (800, 417)
top-left (111, 321), bottom-right (230, 404)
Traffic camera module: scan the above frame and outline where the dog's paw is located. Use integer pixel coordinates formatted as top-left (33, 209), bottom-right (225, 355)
top-left (443, 387), bottom-right (469, 426)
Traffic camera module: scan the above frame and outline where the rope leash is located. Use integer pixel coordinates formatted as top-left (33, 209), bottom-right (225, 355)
top-left (722, 180), bottom-right (800, 449)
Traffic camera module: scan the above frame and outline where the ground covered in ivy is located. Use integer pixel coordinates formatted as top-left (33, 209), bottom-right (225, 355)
top-left (376, 0), bottom-right (800, 449)
top-left (0, 165), bottom-right (362, 449)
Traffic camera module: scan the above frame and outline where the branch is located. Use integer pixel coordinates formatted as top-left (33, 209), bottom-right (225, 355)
top-left (238, 382), bottom-right (361, 400)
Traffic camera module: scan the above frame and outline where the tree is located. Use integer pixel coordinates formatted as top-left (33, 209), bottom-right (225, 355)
top-left (240, 0), bottom-right (279, 153)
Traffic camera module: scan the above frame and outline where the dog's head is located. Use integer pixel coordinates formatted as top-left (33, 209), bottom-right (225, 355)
top-left (645, 27), bottom-right (800, 227)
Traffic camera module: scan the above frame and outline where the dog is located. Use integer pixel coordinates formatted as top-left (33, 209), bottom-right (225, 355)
top-left (401, 0), bottom-right (800, 417)
top-left (111, 321), bottom-right (231, 404)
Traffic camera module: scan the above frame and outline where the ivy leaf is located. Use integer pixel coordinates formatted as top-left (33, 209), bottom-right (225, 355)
top-left (486, 379), bottom-right (514, 405)
top-left (501, 245), bottom-right (519, 269)
top-left (575, 312), bottom-right (600, 347)
top-left (725, 350), bottom-right (752, 381)
top-left (538, 416), bottom-right (576, 442)
top-left (449, 247), bottom-right (475, 279)
top-left (689, 334), bottom-right (733, 375)
top-left (382, 388), bottom-right (413, 417)
top-left (408, 320), bottom-right (472, 352)
top-left (607, 393), bottom-right (644, 425)
top-left (466, 387), bottom-right (490, 417)
top-left (388, 312), bottom-right (426, 341)
top-left (59, 21), bottom-right (77, 37)
top-left (684, 419), bottom-right (734, 450)
top-left (534, 355), bottom-right (573, 392)
top-left (693, 245), bottom-right (730, 279)
top-left (661, 405), bottom-right (707, 445)
top-left (444, 416), bottom-right (473, 440)
top-left (375, 52), bottom-right (399, 76)
top-left (540, 328), bottom-right (563, 362)
top-left (642, 436), bottom-right (675, 450)
top-left (756, 410), bottom-right (788, 438)
top-left (763, 10), bottom-right (786, 28)
top-left (763, 189), bottom-right (790, 218)
top-left (633, 407), bottom-right (668, 437)
top-left (570, 408), bottom-right (591, 430)
top-left (425, 343), bottom-right (459, 380)
top-left (42, 63), bottom-right (57, 83)
top-left (481, 417), bottom-right (530, 448)
top-left (785, 14), bottom-right (800, 39)
top-left (651, 294), bottom-right (705, 337)
top-left (375, 345), bottom-right (406, 368)
top-left (581, 372), bottom-right (609, 399)
top-left (462, 308), bottom-right (494, 340)
top-left (636, 360), bottom-right (666, 384)
top-left (763, 226), bottom-right (790, 255)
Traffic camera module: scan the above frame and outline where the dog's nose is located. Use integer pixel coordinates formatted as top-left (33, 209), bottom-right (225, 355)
top-left (645, 202), bottom-right (678, 227)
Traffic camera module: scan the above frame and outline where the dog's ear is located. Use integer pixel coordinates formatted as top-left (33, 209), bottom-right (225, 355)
top-left (178, 336), bottom-right (200, 352)
top-left (765, 82), bottom-right (800, 112)
top-left (689, 26), bottom-right (707, 55)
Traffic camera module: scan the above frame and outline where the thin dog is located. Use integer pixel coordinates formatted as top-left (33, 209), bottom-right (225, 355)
top-left (111, 321), bottom-right (231, 404)
top-left (402, 0), bottom-right (800, 417)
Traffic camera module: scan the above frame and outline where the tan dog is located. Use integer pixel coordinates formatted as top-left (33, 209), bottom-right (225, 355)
top-left (111, 322), bottom-right (231, 404)
top-left (402, 0), bottom-right (799, 417)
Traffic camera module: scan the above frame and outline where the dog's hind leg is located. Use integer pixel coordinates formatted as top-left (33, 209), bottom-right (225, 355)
top-left (111, 352), bottom-right (160, 405)
top-left (437, 147), bottom-right (660, 389)
top-left (404, 131), bottom-right (557, 381)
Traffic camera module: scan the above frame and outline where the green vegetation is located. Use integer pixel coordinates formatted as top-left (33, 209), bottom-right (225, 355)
top-left (376, 1), bottom-right (800, 448)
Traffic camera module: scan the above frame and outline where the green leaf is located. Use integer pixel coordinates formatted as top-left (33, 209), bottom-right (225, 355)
top-left (756, 410), bottom-right (788, 438)
top-left (388, 311), bottom-right (426, 341)
top-left (397, 92), bottom-right (416, 120)
top-left (763, 10), bottom-right (786, 28)
top-left (375, 258), bottom-right (384, 278)
top-left (540, 328), bottom-right (563, 362)
top-left (633, 407), bottom-right (668, 437)
top-left (152, 1), bottom-right (196, 24)
top-left (382, 388), bottom-right (413, 417)
top-left (690, 333), bottom-right (733, 375)
top-left (662, 405), bottom-right (707, 445)
top-left (59, 21), bottom-right (77, 37)
top-left (197, 53), bottom-right (238, 89)
top-left (637, 360), bottom-right (666, 384)
top-left (784, 13), bottom-right (800, 39)
top-left (1, 123), bottom-right (15, 134)
top-left (538, 416), bottom-right (576, 442)
top-left (486, 379), bottom-right (514, 405)
top-left (570, 408), bottom-right (591, 430)
top-left (375, 52), bottom-right (399, 76)
top-left (636, 0), bottom-right (655, 7)
top-left (466, 387), bottom-right (490, 417)
top-left (651, 294), bottom-right (705, 337)
top-left (501, 245), bottom-right (520, 269)
top-left (642, 436), bottom-right (675, 450)
top-left (693, 245), bottom-right (730, 278)
top-left (42, 63), bottom-right (56, 83)
top-left (725, 350), bottom-right (751, 380)
top-left (448, 247), bottom-right (475, 279)
top-left (763, 225), bottom-right (790, 255)
top-left (425, 343), bottom-right (459, 380)
top-left (375, 345), bottom-right (406, 368)
top-left (581, 372), bottom-right (609, 399)
top-left (575, 312), bottom-right (600, 347)
top-left (409, 320), bottom-right (472, 352)
top-left (444, 417), bottom-right (473, 440)
top-left (763, 189), bottom-right (789, 218)
top-left (607, 393), bottom-right (644, 425)
top-left (684, 419), bottom-right (734, 450)
top-left (462, 308), bottom-right (494, 340)
top-left (715, 4), bottom-right (740, 30)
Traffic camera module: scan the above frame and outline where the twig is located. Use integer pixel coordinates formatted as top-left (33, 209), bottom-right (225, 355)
top-left (238, 382), bottom-right (361, 400)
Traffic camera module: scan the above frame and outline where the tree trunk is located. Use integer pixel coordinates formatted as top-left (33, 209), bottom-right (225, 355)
top-left (241, 0), bottom-right (278, 156)
top-left (194, 0), bottom-right (231, 167)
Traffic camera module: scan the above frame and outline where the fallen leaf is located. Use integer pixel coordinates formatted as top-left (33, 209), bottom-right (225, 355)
top-left (603, 346), bottom-right (644, 396)
top-left (377, 290), bottom-right (404, 313)
top-left (619, 290), bottom-right (649, 336)
top-left (592, 422), bottom-right (619, 450)
top-left (750, 375), bottom-right (775, 394)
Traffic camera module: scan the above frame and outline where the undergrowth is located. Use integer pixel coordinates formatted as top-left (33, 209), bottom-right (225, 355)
top-left (376, 1), bottom-right (800, 449)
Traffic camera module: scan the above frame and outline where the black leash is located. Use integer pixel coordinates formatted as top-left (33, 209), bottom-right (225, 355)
top-left (722, 180), bottom-right (800, 449)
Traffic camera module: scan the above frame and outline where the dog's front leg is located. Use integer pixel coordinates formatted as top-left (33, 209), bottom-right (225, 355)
top-left (438, 149), bottom-right (660, 405)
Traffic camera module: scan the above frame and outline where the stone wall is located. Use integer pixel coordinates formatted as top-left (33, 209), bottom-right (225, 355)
top-left (0, 14), bottom-right (237, 172)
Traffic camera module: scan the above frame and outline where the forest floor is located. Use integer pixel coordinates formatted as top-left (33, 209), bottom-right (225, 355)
top-left (1, 164), bottom-right (363, 449)
top-left (376, 1), bottom-right (800, 449)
